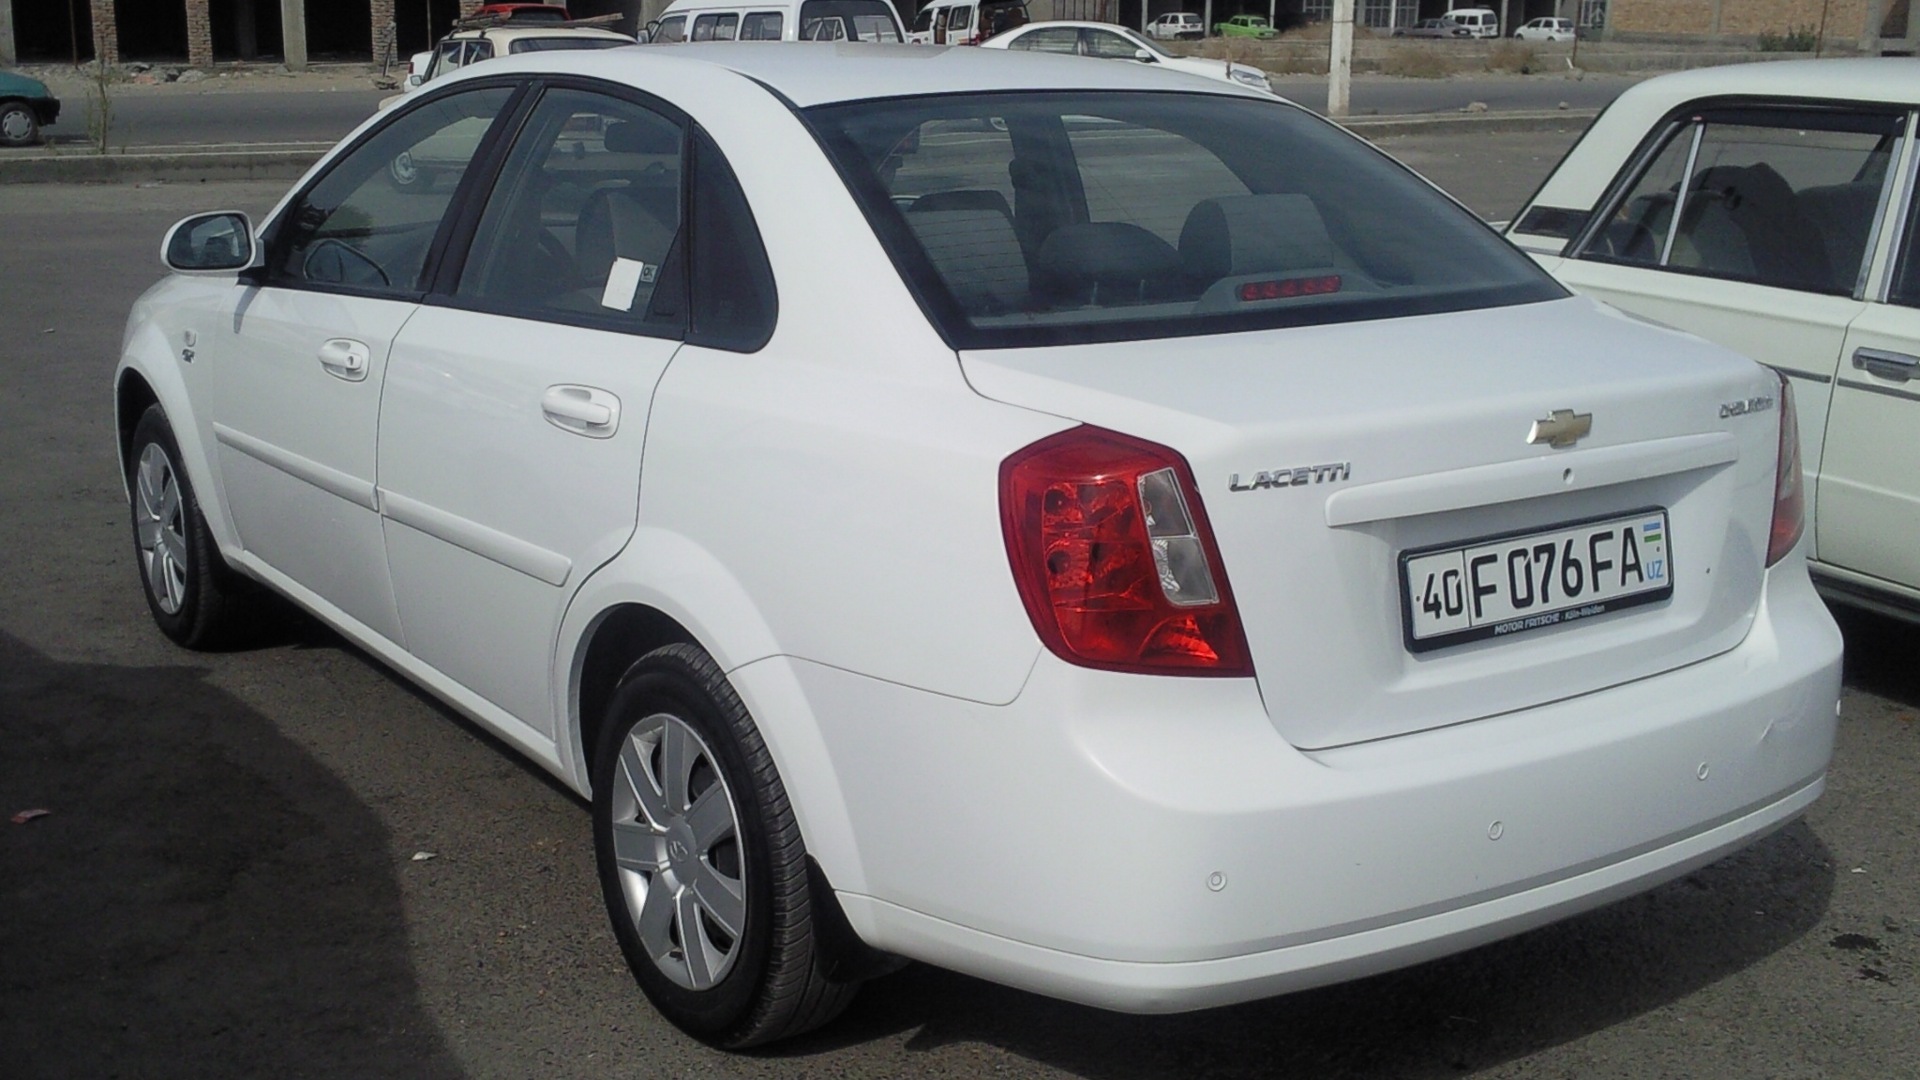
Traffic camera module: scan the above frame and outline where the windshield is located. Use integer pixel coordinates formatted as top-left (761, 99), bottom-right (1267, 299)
top-left (799, 0), bottom-right (904, 41)
top-left (508, 36), bottom-right (631, 52)
top-left (808, 91), bottom-right (1563, 349)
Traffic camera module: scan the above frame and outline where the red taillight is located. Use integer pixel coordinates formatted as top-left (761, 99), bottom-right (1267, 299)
top-left (1239, 275), bottom-right (1341, 302)
top-left (1000, 426), bottom-right (1253, 676)
top-left (1767, 370), bottom-right (1805, 567)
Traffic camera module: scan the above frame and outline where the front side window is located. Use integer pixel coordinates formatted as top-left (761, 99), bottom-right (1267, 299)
top-left (434, 39), bottom-right (465, 75)
top-left (1578, 107), bottom-right (1903, 295)
top-left (652, 15), bottom-right (687, 42)
top-left (740, 12), bottom-right (785, 38)
top-left (268, 87), bottom-right (514, 297)
top-left (1085, 28), bottom-right (1149, 59)
top-left (1009, 26), bottom-right (1077, 52)
top-left (455, 87), bottom-right (686, 334)
top-left (466, 41), bottom-right (495, 62)
top-left (811, 92), bottom-right (1562, 348)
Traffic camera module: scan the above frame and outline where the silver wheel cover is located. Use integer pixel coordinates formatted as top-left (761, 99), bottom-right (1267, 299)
top-left (0, 108), bottom-right (31, 141)
top-left (135, 443), bottom-right (189, 615)
top-left (610, 712), bottom-right (748, 991)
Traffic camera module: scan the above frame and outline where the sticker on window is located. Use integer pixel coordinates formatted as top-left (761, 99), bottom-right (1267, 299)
top-left (600, 257), bottom-right (656, 312)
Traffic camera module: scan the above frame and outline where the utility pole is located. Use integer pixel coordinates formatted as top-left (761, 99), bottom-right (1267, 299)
top-left (1329, 0), bottom-right (1353, 118)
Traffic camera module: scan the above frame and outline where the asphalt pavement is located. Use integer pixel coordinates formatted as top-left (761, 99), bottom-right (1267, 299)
top-left (0, 133), bottom-right (1914, 1079)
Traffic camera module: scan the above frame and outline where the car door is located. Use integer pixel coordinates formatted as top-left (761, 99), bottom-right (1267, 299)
top-left (1816, 140), bottom-right (1920, 593)
top-left (1547, 104), bottom-right (1908, 555)
top-left (375, 84), bottom-right (690, 736)
top-left (204, 84), bottom-right (518, 643)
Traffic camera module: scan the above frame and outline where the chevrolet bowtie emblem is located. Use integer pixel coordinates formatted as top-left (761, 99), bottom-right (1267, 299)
top-left (1528, 409), bottom-right (1592, 449)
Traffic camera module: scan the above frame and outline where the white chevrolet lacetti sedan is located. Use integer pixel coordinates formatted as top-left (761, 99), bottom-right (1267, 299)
top-left (119, 43), bottom-right (1841, 1048)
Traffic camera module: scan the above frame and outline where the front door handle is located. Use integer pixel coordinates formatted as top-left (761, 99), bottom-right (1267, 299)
top-left (1853, 347), bottom-right (1920, 383)
top-left (318, 338), bottom-right (371, 381)
top-left (542, 385), bottom-right (620, 438)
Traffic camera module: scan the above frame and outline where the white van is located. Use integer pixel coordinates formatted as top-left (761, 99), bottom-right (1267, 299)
top-left (1442, 7), bottom-right (1499, 38)
top-left (649, 0), bottom-right (905, 42)
top-left (906, 0), bottom-right (1027, 45)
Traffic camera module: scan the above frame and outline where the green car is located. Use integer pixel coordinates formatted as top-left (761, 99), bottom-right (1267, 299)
top-left (0, 70), bottom-right (60, 147)
top-left (1212, 14), bottom-right (1277, 38)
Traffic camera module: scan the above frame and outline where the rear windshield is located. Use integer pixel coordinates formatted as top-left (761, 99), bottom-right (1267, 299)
top-left (508, 36), bottom-right (630, 53)
top-left (799, 0), bottom-right (903, 41)
top-left (807, 91), bottom-right (1563, 349)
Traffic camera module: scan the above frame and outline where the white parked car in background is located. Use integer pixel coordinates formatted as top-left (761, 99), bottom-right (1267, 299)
top-left (1508, 59), bottom-right (1920, 622)
top-left (123, 43), bottom-right (1840, 1051)
top-left (649, 0), bottom-right (905, 41)
top-left (983, 20), bottom-right (1273, 93)
top-left (1443, 6), bottom-right (1500, 37)
top-left (1513, 16), bottom-right (1576, 41)
top-left (388, 21), bottom-right (631, 104)
top-left (1148, 11), bottom-right (1205, 40)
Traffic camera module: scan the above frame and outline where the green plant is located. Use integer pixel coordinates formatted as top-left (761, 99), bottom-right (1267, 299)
top-left (1380, 47), bottom-right (1454, 78)
top-left (1485, 40), bottom-right (1539, 73)
top-left (84, 61), bottom-right (118, 154)
top-left (1756, 25), bottom-right (1818, 51)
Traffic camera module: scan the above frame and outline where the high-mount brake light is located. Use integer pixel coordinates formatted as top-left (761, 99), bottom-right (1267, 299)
top-left (1239, 275), bottom-right (1342, 303)
top-left (1766, 370), bottom-right (1805, 568)
top-left (1000, 427), bottom-right (1253, 676)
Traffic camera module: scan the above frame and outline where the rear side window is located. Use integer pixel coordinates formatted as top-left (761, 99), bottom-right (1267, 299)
top-left (1577, 107), bottom-right (1903, 295)
top-left (809, 91), bottom-right (1563, 349)
top-left (1891, 185), bottom-right (1920, 309)
top-left (693, 13), bottom-right (740, 40)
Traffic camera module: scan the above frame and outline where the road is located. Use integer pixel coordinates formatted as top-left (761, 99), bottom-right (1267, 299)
top-left (1, 131), bottom-right (1914, 1080)
top-left (41, 75), bottom-right (1637, 148)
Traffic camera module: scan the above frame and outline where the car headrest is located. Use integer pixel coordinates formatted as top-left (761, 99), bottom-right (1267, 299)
top-left (905, 209), bottom-right (1030, 313)
top-left (603, 118), bottom-right (680, 155)
top-left (1179, 194), bottom-right (1336, 281)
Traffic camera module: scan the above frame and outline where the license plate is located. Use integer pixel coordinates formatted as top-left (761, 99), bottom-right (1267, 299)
top-left (1400, 509), bottom-right (1672, 653)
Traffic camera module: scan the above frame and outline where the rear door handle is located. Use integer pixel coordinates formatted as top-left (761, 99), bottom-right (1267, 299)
top-left (1853, 347), bottom-right (1920, 383)
top-left (542, 385), bottom-right (620, 438)
top-left (318, 338), bottom-right (370, 381)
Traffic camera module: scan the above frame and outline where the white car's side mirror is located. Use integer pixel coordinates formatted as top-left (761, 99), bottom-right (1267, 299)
top-left (407, 73), bottom-right (424, 88)
top-left (1134, 48), bottom-right (1156, 62)
top-left (161, 211), bottom-right (258, 274)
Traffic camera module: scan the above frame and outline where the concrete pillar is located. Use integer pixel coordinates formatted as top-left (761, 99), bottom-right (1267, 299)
top-left (235, 0), bottom-right (260, 60)
top-left (91, 0), bottom-right (119, 65)
top-left (1329, 0), bottom-right (1353, 117)
top-left (281, 0), bottom-right (306, 69)
top-left (371, 0), bottom-right (394, 63)
top-left (0, 0), bottom-right (16, 65)
top-left (1709, 0), bottom-right (1723, 36)
top-left (186, 0), bottom-right (214, 67)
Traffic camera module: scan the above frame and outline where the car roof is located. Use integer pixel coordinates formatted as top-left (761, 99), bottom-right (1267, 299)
top-left (1005, 20), bottom-right (1145, 32)
top-left (478, 42), bottom-right (1268, 107)
top-left (450, 25), bottom-right (631, 43)
top-left (1601, 57), bottom-right (1920, 110)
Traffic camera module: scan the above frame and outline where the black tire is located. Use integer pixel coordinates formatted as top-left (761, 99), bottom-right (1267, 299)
top-left (127, 405), bottom-right (258, 649)
top-left (0, 100), bottom-right (40, 147)
top-left (592, 643), bottom-right (858, 1047)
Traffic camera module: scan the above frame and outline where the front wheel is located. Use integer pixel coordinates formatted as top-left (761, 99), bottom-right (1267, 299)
top-left (0, 101), bottom-right (40, 147)
top-left (128, 406), bottom-right (258, 649)
top-left (592, 643), bottom-right (858, 1047)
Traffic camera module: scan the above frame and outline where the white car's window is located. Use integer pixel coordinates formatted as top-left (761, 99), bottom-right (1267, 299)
top-left (435, 39), bottom-right (465, 75)
top-left (813, 92), bottom-right (1563, 348)
top-left (652, 15), bottom-right (688, 41)
top-left (1008, 26), bottom-right (1077, 52)
top-left (267, 87), bottom-right (514, 297)
top-left (1891, 190), bottom-right (1920, 309)
top-left (740, 12), bottom-right (785, 38)
top-left (692, 13), bottom-right (740, 40)
top-left (1579, 107), bottom-right (1904, 295)
top-left (912, 7), bottom-right (935, 32)
top-left (466, 41), bottom-right (495, 62)
top-left (456, 88), bottom-right (686, 334)
top-left (1085, 29), bottom-right (1146, 59)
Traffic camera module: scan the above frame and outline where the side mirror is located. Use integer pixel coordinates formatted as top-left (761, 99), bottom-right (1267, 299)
top-left (162, 211), bottom-right (257, 274)
top-left (1134, 48), bottom-right (1156, 62)
top-left (406, 73), bottom-right (423, 88)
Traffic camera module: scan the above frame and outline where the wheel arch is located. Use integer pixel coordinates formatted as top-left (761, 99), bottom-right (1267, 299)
top-left (115, 367), bottom-right (160, 489)
top-left (559, 527), bottom-right (868, 895)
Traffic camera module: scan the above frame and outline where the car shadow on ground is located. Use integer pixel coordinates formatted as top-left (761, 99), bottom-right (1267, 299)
top-left (0, 631), bottom-right (464, 1079)
top-left (1831, 603), bottom-right (1920, 708)
top-left (789, 809), bottom-right (1835, 1077)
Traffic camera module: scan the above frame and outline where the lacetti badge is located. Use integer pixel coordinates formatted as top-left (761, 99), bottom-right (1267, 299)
top-left (1720, 395), bottom-right (1775, 419)
top-left (1528, 409), bottom-right (1592, 449)
top-left (1228, 463), bottom-right (1351, 492)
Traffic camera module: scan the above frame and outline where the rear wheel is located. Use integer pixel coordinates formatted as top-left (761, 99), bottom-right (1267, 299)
top-left (592, 643), bottom-right (858, 1047)
top-left (128, 406), bottom-right (257, 649)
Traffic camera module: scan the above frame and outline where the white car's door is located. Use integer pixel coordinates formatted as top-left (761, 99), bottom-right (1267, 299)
top-left (1816, 191), bottom-right (1920, 593)
top-left (376, 86), bottom-right (724, 736)
top-left (1544, 104), bottom-right (1908, 556)
top-left (206, 85), bottom-right (517, 642)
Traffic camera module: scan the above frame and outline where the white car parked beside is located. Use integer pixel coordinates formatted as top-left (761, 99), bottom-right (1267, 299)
top-left (123, 44), bottom-right (1840, 1050)
top-left (1443, 6), bottom-right (1500, 37)
top-left (1513, 16), bottom-right (1577, 41)
top-left (1148, 11), bottom-right (1205, 40)
top-left (983, 20), bottom-right (1273, 93)
top-left (1508, 59), bottom-right (1920, 623)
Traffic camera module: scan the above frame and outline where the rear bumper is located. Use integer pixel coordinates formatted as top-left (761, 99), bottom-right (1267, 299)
top-left (746, 559), bottom-right (1840, 1012)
